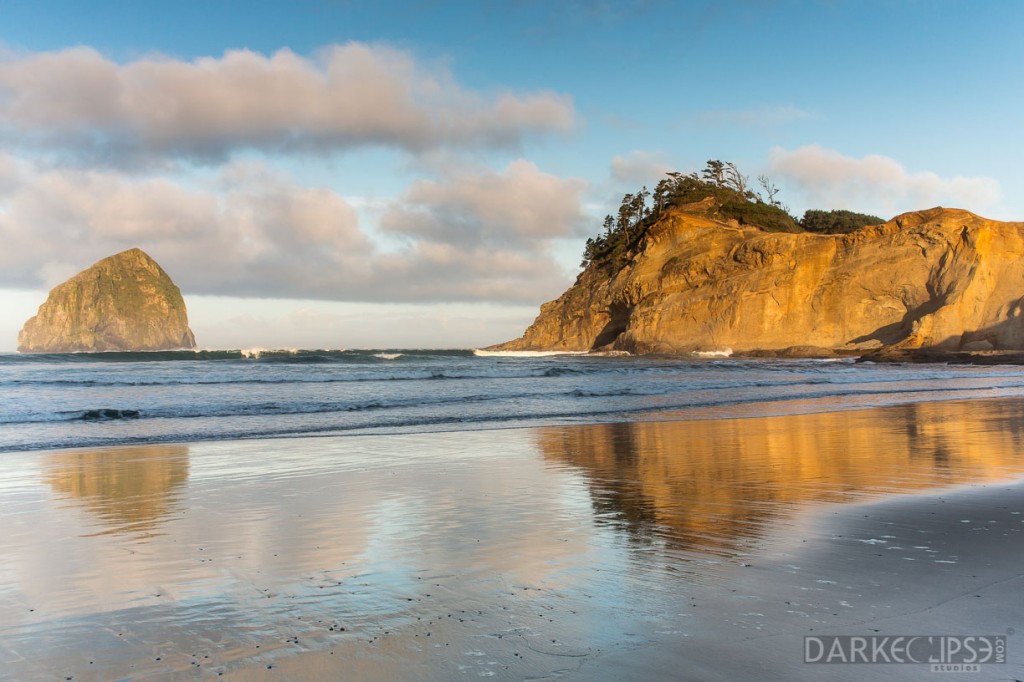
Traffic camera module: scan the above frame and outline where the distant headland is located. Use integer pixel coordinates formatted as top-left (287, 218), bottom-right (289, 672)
top-left (18, 248), bottom-right (197, 353)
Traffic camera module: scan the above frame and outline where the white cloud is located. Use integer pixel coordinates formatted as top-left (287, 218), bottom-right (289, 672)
top-left (376, 159), bottom-right (588, 301)
top-left (0, 152), bottom-right (20, 196)
top-left (0, 44), bottom-right (576, 164)
top-left (381, 159), bottom-right (588, 248)
top-left (0, 160), bottom-right (373, 295)
top-left (610, 150), bottom-right (673, 185)
top-left (0, 156), bottom-right (581, 304)
top-left (372, 243), bottom-right (574, 303)
top-left (769, 145), bottom-right (1002, 216)
top-left (694, 105), bottom-right (811, 129)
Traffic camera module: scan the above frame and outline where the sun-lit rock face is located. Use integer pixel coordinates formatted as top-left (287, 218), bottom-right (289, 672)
top-left (18, 248), bottom-right (197, 353)
top-left (494, 207), bottom-right (1024, 354)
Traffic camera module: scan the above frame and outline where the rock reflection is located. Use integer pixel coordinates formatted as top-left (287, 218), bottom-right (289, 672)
top-left (44, 445), bottom-right (190, 535)
top-left (538, 400), bottom-right (1024, 555)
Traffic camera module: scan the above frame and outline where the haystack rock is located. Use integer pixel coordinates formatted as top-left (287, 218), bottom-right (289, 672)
top-left (493, 207), bottom-right (1024, 355)
top-left (18, 248), bottom-right (197, 353)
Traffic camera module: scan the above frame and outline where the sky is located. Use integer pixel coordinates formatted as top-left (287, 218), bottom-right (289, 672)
top-left (1, 0), bottom-right (1022, 350)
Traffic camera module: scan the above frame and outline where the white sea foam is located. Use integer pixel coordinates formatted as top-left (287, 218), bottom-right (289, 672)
top-left (374, 353), bottom-right (403, 360)
top-left (239, 347), bottom-right (299, 359)
top-left (693, 348), bottom-right (733, 358)
top-left (472, 349), bottom-right (589, 357)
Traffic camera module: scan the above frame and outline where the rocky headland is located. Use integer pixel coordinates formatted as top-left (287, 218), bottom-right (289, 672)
top-left (18, 248), bottom-right (197, 353)
top-left (494, 206), bottom-right (1024, 358)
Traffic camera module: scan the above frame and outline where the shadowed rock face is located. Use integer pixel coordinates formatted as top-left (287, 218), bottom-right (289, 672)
top-left (18, 248), bottom-right (197, 353)
top-left (494, 207), bottom-right (1024, 354)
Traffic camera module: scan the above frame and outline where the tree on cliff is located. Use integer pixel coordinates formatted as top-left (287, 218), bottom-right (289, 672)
top-left (758, 174), bottom-right (783, 208)
top-left (580, 161), bottom-right (798, 269)
top-left (800, 209), bottom-right (884, 234)
top-left (702, 160), bottom-right (751, 196)
top-left (702, 160), bottom-right (727, 186)
top-left (579, 159), bottom-right (894, 273)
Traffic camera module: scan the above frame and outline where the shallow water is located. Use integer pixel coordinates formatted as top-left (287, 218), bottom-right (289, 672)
top-left (3, 398), bottom-right (1024, 679)
top-left (6, 350), bottom-right (1024, 452)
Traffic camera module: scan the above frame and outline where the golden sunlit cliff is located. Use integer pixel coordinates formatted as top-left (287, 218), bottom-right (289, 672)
top-left (494, 207), bottom-right (1024, 355)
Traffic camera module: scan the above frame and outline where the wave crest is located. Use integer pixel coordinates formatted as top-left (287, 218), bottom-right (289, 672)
top-left (76, 409), bottom-right (141, 421)
top-left (472, 349), bottom-right (588, 357)
top-left (693, 348), bottom-right (733, 358)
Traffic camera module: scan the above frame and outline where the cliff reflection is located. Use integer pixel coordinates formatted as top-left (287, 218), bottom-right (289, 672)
top-left (538, 400), bottom-right (1024, 555)
top-left (44, 445), bottom-right (190, 535)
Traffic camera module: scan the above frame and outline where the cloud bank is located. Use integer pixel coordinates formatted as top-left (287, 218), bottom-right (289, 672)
top-left (0, 155), bottom-right (584, 304)
top-left (0, 44), bottom-right (575, 164)
top-left (376, 160), bottom-right (588, 301)
top-left (769, 145), bottom-right (1001, 216)
top-left (0, 43), bottom-right (590, 308)
top-left (382, 159), bottom-right (587, 247)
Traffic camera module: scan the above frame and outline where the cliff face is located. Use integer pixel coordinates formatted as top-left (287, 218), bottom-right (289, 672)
top-left (18, 248), bottom-right (197, 353)
top-left (495, 207), bottom-right (1024, 354)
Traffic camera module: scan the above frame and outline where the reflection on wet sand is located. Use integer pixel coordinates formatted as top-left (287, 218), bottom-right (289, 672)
top-left (44, 445), bottom-right (189, 535)
top-left (538, 399), bottom-right (1024, 555)
top-left (3, 398), bottom-right (1024, 680)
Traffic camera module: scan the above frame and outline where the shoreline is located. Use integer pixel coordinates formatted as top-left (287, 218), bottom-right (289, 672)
top-left (10, 386), bottom-right (1024, 458)
top-left (491, 346), bottom-right (1024, 365)
top-left (3, 397), bottom-right (1024, 679)
top-left (7, 344), bottom-right (1024, 361)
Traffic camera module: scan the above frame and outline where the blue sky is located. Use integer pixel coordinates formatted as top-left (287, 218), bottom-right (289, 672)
top-left (1, 0), bottom-right (1022, 350)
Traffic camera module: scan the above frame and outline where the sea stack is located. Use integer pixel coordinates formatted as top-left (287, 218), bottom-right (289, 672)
top-left (18, 248), bottom-right (197, 353)
top-left (494, 207), bottom-right (1024, 355)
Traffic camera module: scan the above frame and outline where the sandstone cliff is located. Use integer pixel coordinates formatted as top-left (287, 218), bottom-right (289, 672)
top-left (495, 207), bottom-right (1024, 354)
top-left (18, 248), bottom-right (197, 353)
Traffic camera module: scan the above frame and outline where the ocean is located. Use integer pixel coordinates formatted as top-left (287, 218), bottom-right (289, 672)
top-left (4, 348), bottom-right (1024, 453)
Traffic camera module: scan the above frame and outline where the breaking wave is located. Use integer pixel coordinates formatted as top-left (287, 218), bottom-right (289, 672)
top-left (472, 349), bottom-right (589, 357)
top-left (693, 348), bottom-right (733, 358)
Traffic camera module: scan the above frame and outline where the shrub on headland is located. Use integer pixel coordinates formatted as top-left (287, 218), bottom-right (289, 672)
top-left (799, 209), bottom-right (885, 234)
top-left (581, 160), bottom-right (886, 270)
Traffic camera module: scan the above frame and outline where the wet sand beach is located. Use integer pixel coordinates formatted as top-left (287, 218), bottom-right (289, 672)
top-left (2, 398), bottom-right (1024, 680)
top-left (591, 480), bottom-right (1024, 681)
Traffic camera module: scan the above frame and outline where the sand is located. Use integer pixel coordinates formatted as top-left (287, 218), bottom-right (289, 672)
top-left (1, 398), bottom-right (1023, 680)
top-left (590, 481), bottom-right (1024, 681)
